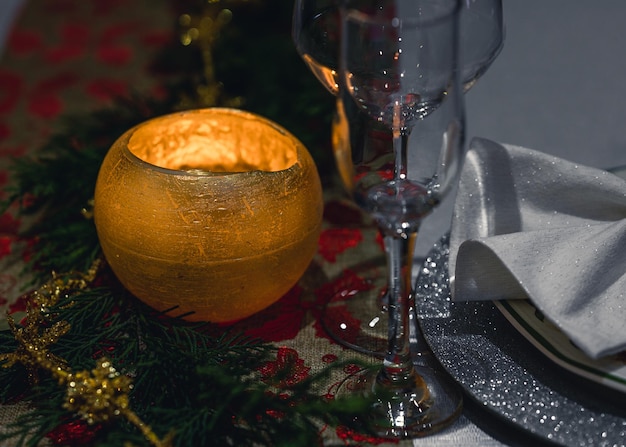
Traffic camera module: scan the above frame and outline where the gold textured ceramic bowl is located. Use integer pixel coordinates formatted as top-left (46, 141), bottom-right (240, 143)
top-left (93, 108), bottom-right (323, 322)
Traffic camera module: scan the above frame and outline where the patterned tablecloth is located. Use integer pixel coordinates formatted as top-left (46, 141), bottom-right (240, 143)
top-left (0, 1), bottom-right (527, 445)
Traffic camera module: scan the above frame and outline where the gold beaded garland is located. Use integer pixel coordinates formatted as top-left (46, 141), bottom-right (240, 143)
top-left (0, 261), bottom-right (172, 447)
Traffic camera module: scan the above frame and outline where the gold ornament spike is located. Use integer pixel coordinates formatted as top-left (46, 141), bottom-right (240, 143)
top-left (0, 302), bottom-right (70, 383)
top-left (0, 259), bottom-right (101, 381)
top-left (61, 358), bottom-right (171, 447)
top-left (177, 0), bottom-right (258, 107)
top-left (178, 7), bottom-right (230, 106)
top-left (122, 406), bottom-right (175, 447)
top-left (62, 358), bottom-right (133, 425)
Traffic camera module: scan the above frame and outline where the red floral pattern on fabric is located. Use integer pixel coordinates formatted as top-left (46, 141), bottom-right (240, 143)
top-left (93, 0), bottom-right (130, 16)
top-left (0, 212), bottom-right (21, 234)
top-left (43, 0), bottom-right (78, 15)
top-left (61, 23), bottom-right (89, 42)
top-left (336, 425), bottom-right (398, 445)
top-left (0, 170), bottom-right (8, 189)
top-left (354, 163), bottom-right (394, 185)
top-left (96, 23), bottom-right (141, 66)
top-left (141, 31), bottom-right (173, 48)
top-left (44, 24), bottom-right (88, 63)
top-left (313, 303), bottom-right (364, 345)
top-left (375, 230), bottom-right (385, 252)
top-left (18, 73), bottom-right (79, 119)
top-left (0, 122), bottom-right (9, 140)
top-left (315, 268), bottom-right (375, 305)
top-left (318, 228), bottom-right (363, 263)
top-left (46, 418), bottom-right (102, 447)
top-left (0, 237), bottom-right (12, 259)
top-left (311, 268), bottom-right (377, 342)
top-left (0, 5), bottom-right (170, 130)
top-left (0, 70), bottom-right (22, 113)
top-left (0, 143), bottom-right (26, 158)
top-left (259, 346), bottom-right (311, 387)
top-left (8, 29), bottom-right (42, 55)
top-left (7, 293), bottom-right (28, 314)
top-left (86, 79), bottom-right (128, 102)
top-left (321, 353), bottom-right (338, 364)
top-left (96, 46), bottom-right (132, 66)
top-left (238, 285), bottom-right (308, 342)
top-left (342, 363), bottom-right (362, 375)
top-left (28, 93), bottom-right (62, 119)
top-left (35, 72), bottom-right (80, 92)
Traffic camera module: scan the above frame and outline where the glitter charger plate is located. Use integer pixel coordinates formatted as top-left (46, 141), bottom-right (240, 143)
top-left (415, 235), bottom-right (626, 447)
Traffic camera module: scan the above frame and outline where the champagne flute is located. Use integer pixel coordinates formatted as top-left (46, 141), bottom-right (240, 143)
top-left (334, 0), bottom-right (464, 437)
top-left (310, 0), bottom-right (504, 358)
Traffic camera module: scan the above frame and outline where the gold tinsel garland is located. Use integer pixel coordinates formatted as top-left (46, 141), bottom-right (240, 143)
top-left (0, 259), bottom-right (173, 447)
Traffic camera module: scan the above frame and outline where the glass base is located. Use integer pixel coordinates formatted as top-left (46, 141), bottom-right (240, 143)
top-left (337, 363), bottom-right (463, 439)
top-left (320, 259), bottom-right (388, 358)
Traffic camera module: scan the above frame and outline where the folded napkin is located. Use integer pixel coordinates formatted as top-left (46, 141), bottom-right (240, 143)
top-left (449, 138), bottom-right (626, 359)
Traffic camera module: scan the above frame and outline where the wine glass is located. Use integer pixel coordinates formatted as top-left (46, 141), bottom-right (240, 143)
top-left (316, 0), bottom-right (504, 358)
top-left (333, 0), bottom-right (464, 437)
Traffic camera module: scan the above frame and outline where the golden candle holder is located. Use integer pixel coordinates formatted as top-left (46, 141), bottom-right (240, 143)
top-left (94, 108), bottom-right (323, 322)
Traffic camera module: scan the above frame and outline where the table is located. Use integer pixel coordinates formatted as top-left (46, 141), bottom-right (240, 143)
top-left (0, 1), bottom-right (624, 446)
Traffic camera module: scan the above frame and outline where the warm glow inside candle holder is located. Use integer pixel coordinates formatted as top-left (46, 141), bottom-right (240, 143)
top-left (94, 108), bottom-right (323, 322)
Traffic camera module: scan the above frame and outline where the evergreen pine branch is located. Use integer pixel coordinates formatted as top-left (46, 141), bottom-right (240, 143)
top-left (0, 277), bottom-right (377, 446)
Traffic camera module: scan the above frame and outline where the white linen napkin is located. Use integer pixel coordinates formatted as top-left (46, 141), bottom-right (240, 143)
top-left (449, 138), bottom-right (626, 359)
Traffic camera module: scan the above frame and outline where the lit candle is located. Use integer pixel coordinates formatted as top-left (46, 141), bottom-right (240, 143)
top-left (94, 108), bottom-right (323, 322)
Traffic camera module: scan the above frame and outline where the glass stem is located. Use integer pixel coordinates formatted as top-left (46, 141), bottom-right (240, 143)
top-left (379, 231), bottom-right (422, 389)
top-left (376, 119), bottom-right (425, 391)
top-left (394, 131), bottom-right (409, 180)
